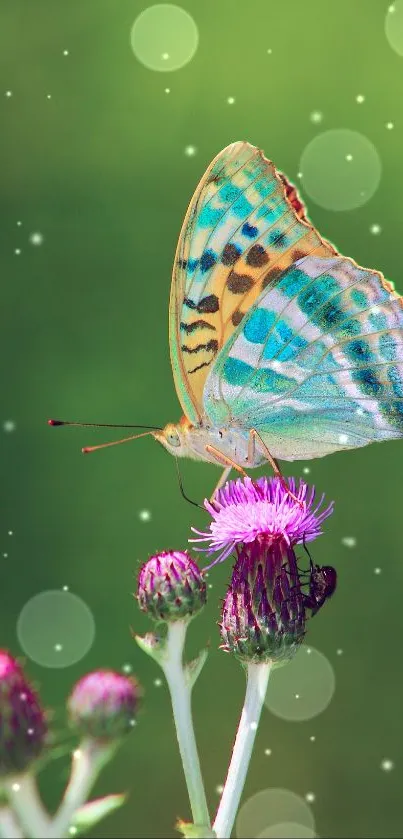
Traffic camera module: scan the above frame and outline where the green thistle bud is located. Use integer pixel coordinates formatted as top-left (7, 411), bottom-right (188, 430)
top-left (219, 539), bottom-right (306, 665)
top-left (68, 671), bottom-right (140, 741)
top-left (0, 650), bottom-right (47, 777)
top-left (137, 550), bottom-right (206, 622)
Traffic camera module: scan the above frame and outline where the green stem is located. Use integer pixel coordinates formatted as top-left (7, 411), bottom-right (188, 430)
top-left (161, 621), bottom-right (210, 829)
top-left (45, 740), bottom-right (113, 838)
top-left (0, 806), bottom-right (23, 839)
top-left (5, 774), bottom-right (51, 839)
top-left (213, 662), bottom-right (271, 839)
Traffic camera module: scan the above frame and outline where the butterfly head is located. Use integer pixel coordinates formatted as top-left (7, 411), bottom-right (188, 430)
top-left (152, 420), bottom-right (190, 457)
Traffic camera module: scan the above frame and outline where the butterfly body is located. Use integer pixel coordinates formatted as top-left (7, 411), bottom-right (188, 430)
top-left (153, 419), bottom-right (266, 469)
top-left (159, 139), bottom-right (403, 484)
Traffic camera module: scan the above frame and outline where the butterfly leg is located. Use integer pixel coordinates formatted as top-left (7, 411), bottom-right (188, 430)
top-left (248, 429), bottom-right (304, 508)
top-left (205, 445), bottom-right (247, 501)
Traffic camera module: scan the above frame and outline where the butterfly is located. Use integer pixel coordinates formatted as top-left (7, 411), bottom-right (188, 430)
top-left (150, 141), bottom-right (403, 495)
top-left (50, 141), bottom-right (403, 498)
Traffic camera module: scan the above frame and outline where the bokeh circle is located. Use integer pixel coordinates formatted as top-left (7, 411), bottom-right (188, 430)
top-left (130, 5), bottom-right (199, 72)
top-left (299, 129), bottom-right (381, 211)
top-left (236, 789), bottom-right (315, 838)
top-left (17, 590), bottom-right (95, 668)
top-left (385, 2), bottom-right (403, 57)
top-left (264, 644), bottom-right (335, 721)
top-left (256, 823), bottom-right (317, 838)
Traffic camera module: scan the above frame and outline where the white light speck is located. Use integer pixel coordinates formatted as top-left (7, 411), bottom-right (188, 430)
top-left (20, 693), bottom-right (27, 702)
top-left (161, 52), bottom-right (169, 60)
top-left (306, 647), bottom-right (312, 655)
top-left (5, 90), bottom-right (13, 98)
top-left (342, 536), bottom-right (356, 548)
top-left (29, 232), bottom-right (44, 246)
top-left (3, 420), bottom-right (16, 433)
top-left (386, 121), bottom-right (394, 130)
top-left (46, 94), bottom-right (52, 100)
top-left (297, 171), bottom-right (303, 179)
top-left (305, 792), bottom-right (315, 803)
top-left (129, 718), bottom-right (136, 727)
top-left (11, 783), bottom-right (20, 792)
top-left (17, 221), bottom-right (22, 226)
top-left (165, 87), bottom-right (170, 93)
top-left (303, 467), bottom-right (310, 474)
top-left (3, 553), bottom-right (8, 558)
top-left (310, 110), bottom-right (323, 124)
top-left (154, 678), bottom-right (162, 687)
top-left (227, 96), bottom-right (235, 105)
top-left (8, 531), bottom-right (13, 536)
top-left (62, 585), bottom-right (69, 591)
top-left (336, 648), bottom-right (343, 656)
top-left (346, 154), bottom-right (353, 162)
top-left (54, 643), bottom-right (63, 652)
top-left (295, 693), bottom-right (300, 700)
top-left (122, 663), bottom-right (132, 674)
top-left (356, 94), bottom-right (365, 104)
top-left (267, 48), bottom-right (272, 54)
top-left (73, 749), bottom-right (81, 760)
top-left (63, 49), bottom-right (69, 56)
top-left (184, 145), bottom-right (197, 157)
top-left (208, 583), bottom-right (213, 589)
top-left (388, 4), bottom-right (395, 13)
top-left (370, 224), bottom-right (381, 235)
top-left (138, 509), bottom-right (151, 521)
top-left (264, 748), bottom-right (272, 755)
top-left (339, 433), bottom-right (348, 444)
top-left (374, 567), bottom-right (382, 575)
top-left (310, 735), bottom-right (316, 742)
top-left (250, 721), bottom-right (258, 731)
top-left (14, 248), bottom-right (21, 255)
top-left (356, 407), bottom-right (364, 416)
top-left (69, 828), bottom-right (78, 837)
top-left (27, 727), bottom-right (34, 735)
top-left (381, 758), bottom-right (394, 772)
top-left (216, 784), bottom-right (224, 794)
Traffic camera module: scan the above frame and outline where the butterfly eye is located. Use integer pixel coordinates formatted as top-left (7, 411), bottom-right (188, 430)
top-left (167, 430), bottom-right (181, 448)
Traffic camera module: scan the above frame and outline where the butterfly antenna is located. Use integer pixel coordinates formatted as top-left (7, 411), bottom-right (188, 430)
top-left (48, 419), bottom-right (161, 430)
top-left (82, 431), bottom-right (154, 454)
top-left (175, 458), bottom-right (204, 510)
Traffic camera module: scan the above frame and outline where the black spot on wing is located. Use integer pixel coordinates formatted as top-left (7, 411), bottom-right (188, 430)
top-left (227, 272), bottom-right (254, 293)
top-left (222, 244), bottom-right (241, 266)
top-left (184, 295), bottom-right (220, 314)
top-left (180, 319), bottom-right (216, 334)
top-left (246, 244), bottom-right (269, 267)
top-left (181, 339), bottom-right (219, 354)
top-left (231, 310), bottom-right (245, 326)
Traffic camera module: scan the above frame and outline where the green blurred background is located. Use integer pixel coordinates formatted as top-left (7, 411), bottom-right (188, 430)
top-left (1, 1), bottom-right (403, 836)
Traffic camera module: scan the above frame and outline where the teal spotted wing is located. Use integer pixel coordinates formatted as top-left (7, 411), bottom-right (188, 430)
top-left (203, 255), bottom-right (403, 460)
top-left (169, 141), bottom-right (337, 425)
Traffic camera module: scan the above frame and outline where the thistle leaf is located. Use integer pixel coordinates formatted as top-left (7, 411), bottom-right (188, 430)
top-left (71, 794), bottom-right (126, 834)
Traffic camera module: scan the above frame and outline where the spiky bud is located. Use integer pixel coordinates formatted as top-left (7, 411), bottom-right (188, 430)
top-left (220, 538), bottom-right (306, 665)
top-left (0, 650), bottom-right (47, 777)
top-left (68, 671), bottom-right (140, 740)
top-left (137, 550), bottom-right (206, 622)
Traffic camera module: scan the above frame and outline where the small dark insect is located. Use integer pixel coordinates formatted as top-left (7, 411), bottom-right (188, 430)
top-left (302, 559), bottom-right (337, 616)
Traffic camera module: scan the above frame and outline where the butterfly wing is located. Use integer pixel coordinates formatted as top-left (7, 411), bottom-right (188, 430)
top-left (203, 255), bottom-right (403, 460)
top-left (169, 141), bottom-right (337, 424)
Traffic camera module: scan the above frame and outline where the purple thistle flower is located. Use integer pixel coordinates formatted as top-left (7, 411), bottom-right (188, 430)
top-left (191, 476), bottom-right (334, 567)
top-left (68, 670), bottom-right (140, 741)
top-left (0, 650), bottom-right (48, 777)
top-left (220, 539), bottom-right (306, 664)
top-left (137, 550), bottom-right (206, 622)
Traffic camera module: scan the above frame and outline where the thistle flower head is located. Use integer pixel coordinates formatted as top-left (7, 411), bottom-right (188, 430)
top-left (191, 476), bottom-right (333, 566)
top-left (220, 539), bottom-right (307, 665)
top-left (0, 650), bottom-right (47, 777)
top-left (137, 550), bottom-right (206, 622)
top-left (68, 670), bottom-right (140, 741)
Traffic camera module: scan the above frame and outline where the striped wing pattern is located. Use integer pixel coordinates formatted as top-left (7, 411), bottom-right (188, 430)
top-left (204, 255), bottom-right (403, 460)
top-left (169, 141), bottom-right (337, 424)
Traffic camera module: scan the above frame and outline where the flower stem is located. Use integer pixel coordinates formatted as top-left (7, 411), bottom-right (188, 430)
top-left (213, 662), bottom-right (271, 839)
top-left (45, 740), bottom-right (114, 838)
top-left (161, 621), bottom-right (210, 829)
top-left (5, 774), bottom-right (51, 839)
top-left (0, 807), bottom-right (23, 839)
